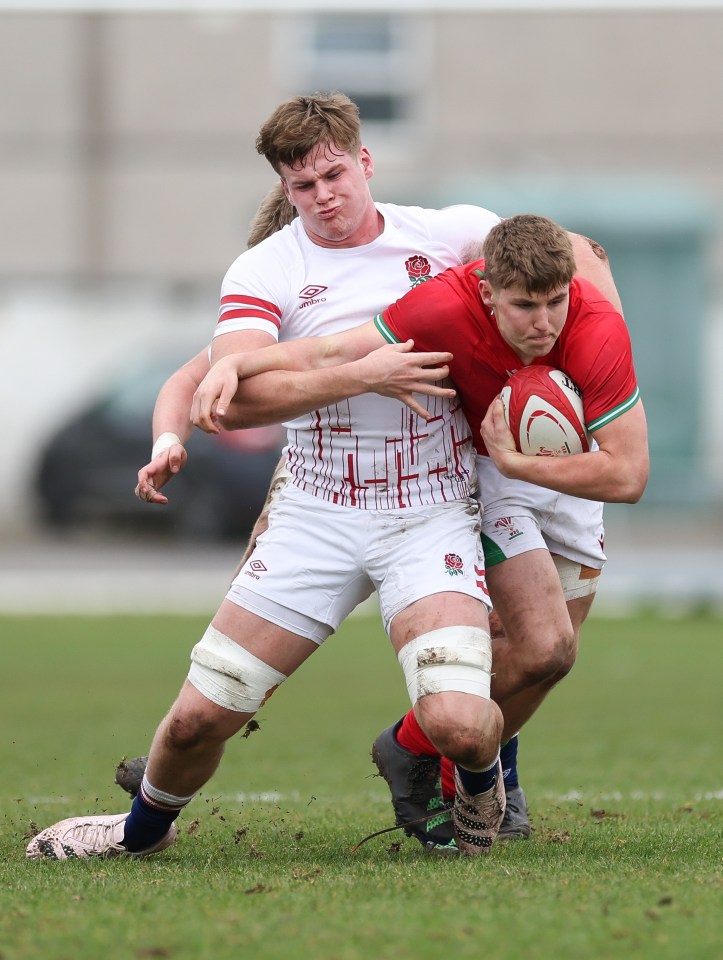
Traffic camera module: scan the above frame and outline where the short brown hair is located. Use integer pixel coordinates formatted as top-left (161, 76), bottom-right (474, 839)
top-left (482, 214), bottom-right (575, 293)
top-left (256, 93), bottom-right (362, 174)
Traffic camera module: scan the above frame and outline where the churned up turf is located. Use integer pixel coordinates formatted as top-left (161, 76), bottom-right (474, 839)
top-left (1, 612), bottom-right (721, 960)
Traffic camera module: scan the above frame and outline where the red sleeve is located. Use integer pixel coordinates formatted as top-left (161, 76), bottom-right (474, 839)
top-left (559, 279), bottom-right (640, 431)
top-left (380, 273), bottom-right (458, 351)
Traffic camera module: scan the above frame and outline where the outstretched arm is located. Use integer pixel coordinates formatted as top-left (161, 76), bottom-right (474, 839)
top-left (481, 399), bottom-right (649, 503)
top-left (137, 329), bottom-right (282, 501)
top-left (135, 350), bottom-right (210, 504)
top-left (193, 322), bottom-right (455, 431)
top-left (191, 322), bottom-right (381, 429)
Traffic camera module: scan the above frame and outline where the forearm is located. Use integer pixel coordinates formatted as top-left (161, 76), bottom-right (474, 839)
top-left (484, 390), bottom-right (648, 504)
top-left (138, 360), bottom-right (203, 504)
top-left (152, 358), bottom-right (208, 444)
top-left (499, 448), bottom-right (646, 503)
top-left (211, 333), bottom-right (358, 377)
top-left (219, 340), bottom-right (456, 429)
top-left (221, 362), bottom-right (370, 429)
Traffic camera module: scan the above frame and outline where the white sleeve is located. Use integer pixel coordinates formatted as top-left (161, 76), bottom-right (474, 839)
top-left (213, 240), bottom-right (293, 342)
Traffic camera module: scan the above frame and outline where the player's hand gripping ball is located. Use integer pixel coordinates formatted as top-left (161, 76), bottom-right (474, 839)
top-left (499, 365), bottom-right (591, 457)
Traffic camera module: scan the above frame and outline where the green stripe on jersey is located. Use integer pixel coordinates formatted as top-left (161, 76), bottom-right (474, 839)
top-left (374, 314), bottom-right (400, 344)
top-left (588, 387), bottom-right (640, 432)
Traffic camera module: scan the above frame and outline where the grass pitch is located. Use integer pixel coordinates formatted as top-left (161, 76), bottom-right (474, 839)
top-left (1, 612), bottom-right (720, 960)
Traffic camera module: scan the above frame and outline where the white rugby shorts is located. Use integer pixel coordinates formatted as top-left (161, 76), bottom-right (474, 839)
top-left (476, 455), bottom-right (606, 570)
top-left (227, 482), bottom-right (490, 641)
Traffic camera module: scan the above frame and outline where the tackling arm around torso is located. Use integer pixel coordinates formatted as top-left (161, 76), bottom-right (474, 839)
top-left (568, 233), bottom-right (623, 315)
top-left (194, 323), bottom-right (455, 432)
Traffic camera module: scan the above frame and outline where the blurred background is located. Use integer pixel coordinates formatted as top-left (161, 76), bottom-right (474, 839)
top-left (1, 0), bottom-right (722, 613)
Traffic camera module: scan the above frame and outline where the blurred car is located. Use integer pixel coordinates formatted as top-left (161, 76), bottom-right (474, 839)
top-left (34, 358), bottom-right (285, 541)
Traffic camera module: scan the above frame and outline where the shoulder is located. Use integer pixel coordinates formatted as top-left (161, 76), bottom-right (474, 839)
top-left (429, 203), bottom-right (502, 230)
top-left (386, 262), bottom-right (472, 324)
top-left (223, 225), bottom-right (303, 290)
top-left (564, 280), bottom-right (633, 356)
top-left (382, 202), bottom-right (500, 225)
top-left (379, 202), bottom-right (500, 246)
top-left (570, 276), bottom-right (622, 317)
top-left (568, 278), bottom-right (630, 348)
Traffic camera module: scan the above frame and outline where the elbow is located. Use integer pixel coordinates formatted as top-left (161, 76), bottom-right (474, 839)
top-left (218, 404), bottom-right (276, 431)
top-left (606, 486), bottom-right (643, 505)
top-left (627, 479), bottom-right (648, 504)
top-left (615, 465), bottom-right (649, 504)
top-left (619, 487), bottom-right (644, 505)
top-left (218, 407), bottom-right (251, 431)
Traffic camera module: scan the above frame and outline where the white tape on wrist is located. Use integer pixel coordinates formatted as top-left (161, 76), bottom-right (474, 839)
top-left (151, 432), bottom-right (182, 461)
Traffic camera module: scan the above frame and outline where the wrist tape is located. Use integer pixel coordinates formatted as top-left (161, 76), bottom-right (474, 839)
top-left (151, 432), bottom-right (182, 461)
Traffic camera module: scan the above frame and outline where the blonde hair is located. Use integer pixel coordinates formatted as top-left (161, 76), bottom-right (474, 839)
top-left (256, 92), bottom-right (362, 174)
top-left (247, 184), bottom-right (297, 248)
top-left (482, 215), bottom-right (575, 293)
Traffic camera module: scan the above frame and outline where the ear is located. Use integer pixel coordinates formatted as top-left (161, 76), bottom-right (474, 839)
top-left (359, 146), bottom-right (374, 181)
top-left (280, 177), bottom-right (291, 202)
top-left (478, 278), bottom-right (494, 308)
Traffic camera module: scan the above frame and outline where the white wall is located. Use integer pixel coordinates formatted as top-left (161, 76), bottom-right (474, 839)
top-left (0, 283), bottom-right (214, 532)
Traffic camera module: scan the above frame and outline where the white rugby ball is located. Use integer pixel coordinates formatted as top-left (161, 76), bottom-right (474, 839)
top-left (499, 365), bottom-right (591, 456)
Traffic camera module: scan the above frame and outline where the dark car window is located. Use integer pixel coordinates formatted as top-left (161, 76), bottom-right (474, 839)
top-left (98, 364), bottom-right (175, 427)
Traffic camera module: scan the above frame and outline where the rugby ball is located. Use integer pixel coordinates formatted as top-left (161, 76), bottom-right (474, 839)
top-left (499, 366), bottom-right (591, 456)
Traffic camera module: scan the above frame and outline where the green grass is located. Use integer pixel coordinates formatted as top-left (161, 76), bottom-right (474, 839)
top-left (1, 612), bottom-right (721, 960)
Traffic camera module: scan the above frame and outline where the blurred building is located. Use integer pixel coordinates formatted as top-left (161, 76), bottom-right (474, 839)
top-left (1, 4), bottom-right (722, 533)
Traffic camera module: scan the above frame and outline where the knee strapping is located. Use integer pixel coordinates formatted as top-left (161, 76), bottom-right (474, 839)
top-left (188, 625), bottom-right (287, 712)
top-left (397, 626), bottom-right (492, 704)
top-left (552, 555), bottom-right (601, 600)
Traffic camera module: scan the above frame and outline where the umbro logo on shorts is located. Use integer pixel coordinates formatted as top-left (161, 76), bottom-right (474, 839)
top-left (249, 560), bottom-right (267, 572)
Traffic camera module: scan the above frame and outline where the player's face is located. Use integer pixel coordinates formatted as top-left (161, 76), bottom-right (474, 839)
top-left (484, 282), bottom-right (570, 363)
top-left (279, 142), bottom-right (381, 249)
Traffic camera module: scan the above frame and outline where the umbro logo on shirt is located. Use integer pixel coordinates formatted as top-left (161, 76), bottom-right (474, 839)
top-left (299, 284), bottom-right (328, 308)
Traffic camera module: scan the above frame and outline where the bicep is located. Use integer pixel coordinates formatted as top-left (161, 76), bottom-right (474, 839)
top-left (179, 349), bottom-right (211, 387)
top-left (155, 349), bottom-right (209, 407)
top-left (211, 330), bottom-right (276, 362)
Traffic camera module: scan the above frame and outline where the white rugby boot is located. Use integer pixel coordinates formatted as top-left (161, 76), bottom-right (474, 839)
top-left (25, 813), bottom-right (176, 860)
top-left (452, 760), bottom-right (506, 855)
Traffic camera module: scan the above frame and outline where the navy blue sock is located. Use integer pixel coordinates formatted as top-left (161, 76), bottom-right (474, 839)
top-left (500, 734), bottom-right (519, 790)
top-left (122, 793), bottom-right (181, 852)
top-left (456, 757), bottom-right (498, 796)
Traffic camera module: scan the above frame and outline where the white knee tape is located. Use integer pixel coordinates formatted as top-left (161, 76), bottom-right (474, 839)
top-left (397, 626), bottom-right (492, 705)
top-left (552, 555), bottom-right (601, 600)
top-left (188, 625), bottom-right (287, 713)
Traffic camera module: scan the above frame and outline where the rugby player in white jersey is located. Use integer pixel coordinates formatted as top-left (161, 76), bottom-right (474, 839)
top-left (27, 93), bottom-right (513, 860)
